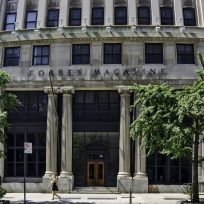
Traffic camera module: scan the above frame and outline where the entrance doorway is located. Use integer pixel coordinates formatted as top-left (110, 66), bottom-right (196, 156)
top-left (87, 161), bottom-right (104, 186)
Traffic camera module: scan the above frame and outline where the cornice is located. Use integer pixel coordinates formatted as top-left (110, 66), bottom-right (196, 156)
top-left (0, 25), bottom-right (204, 46)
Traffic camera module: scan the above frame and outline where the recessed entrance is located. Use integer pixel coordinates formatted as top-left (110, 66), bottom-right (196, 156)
top-left (87, 161), bottom-right (104, 186)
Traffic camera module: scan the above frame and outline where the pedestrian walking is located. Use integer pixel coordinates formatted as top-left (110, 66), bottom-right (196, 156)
top-left (51, 174), bottom-right (61, 200)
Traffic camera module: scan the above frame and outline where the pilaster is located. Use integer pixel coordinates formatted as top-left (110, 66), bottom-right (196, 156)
top-left (37, 0), bottom-right (48, 28)
top-left (59, 0), bottom-right (69, 27)
top-left (117, 86), bottom-right (131, 193)
top-left (151, 0), bottom-right (160, 25)
top-left (82, 0), bottom-right (91, 26)
top-left (174, 0), bottom-right (183, 26)
top-left (197, 0), bottom-right (204, 27)
top-left (128, 0), bottom-right (136, 25)
top-left (16, 0), bottom-right (27, 30)
top-left (59, 86), bottom-right (74, 193)
top-left (105, 0), bottom-right (114, 26)
top-left (0, 0), bottom-right (6, 31)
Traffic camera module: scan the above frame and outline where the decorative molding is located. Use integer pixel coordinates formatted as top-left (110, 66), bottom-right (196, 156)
top-left (118, 86), bottom-right (131, 95)
top-left (60, 86), bottom-right (75, 95)
top-left (44, 87), bottom-right (60, 94)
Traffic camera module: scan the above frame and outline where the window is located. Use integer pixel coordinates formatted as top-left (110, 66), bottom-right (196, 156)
top-left (72, 44), bottom-right (90, 65)
top-left (177, 44), bottom-right (195, 64)
top-left (47, 9), bottom-right (59, 27)
top-left (4, 47), bottom-right (20, 66)
top-left (147, 153), bottom-right (191, 184)
top-left (138, 7), bottom-right (150, 25)
top-left (160, 7), bottom-right (173, 25)
top-left (183, 8), bottom-right (196, 26)
top-left (115, 7), bottom-right (127, 25)
top-left (104, 43), bottom-right (121, 64)
top-left (69, 8), bottom-right (81, 26)
top-left (145, 43), bottom-right (163, 64)
top-left (92, 7), bottom-right (104, 25)
top-left (6, 129), bottom-right (46, 177)
top-left (33, 46), bottom-right (50, 66)
top-left (25, 10), bottom-right (38, 29)
top-left (5, 12), bottom-right (16, 31)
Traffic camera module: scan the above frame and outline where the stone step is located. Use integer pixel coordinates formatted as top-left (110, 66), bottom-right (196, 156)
top-left (72, 187), bottom-right (119, 194)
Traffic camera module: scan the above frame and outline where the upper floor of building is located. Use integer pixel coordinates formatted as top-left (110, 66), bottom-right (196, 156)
top-left (0, 0), bottom-right (204, 31)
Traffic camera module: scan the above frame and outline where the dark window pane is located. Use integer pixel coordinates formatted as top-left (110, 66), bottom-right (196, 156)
top-left (177, 44), bottom-right (195, 64)
top-left (7, 163), bottom-right (14, 176)
top-left (16, 133), bottom-right (24, 147)
top-left (183, 8), bottom-right (196, 26)
top-left (145, 43), bottom-right (163, 64)
top-left (7, 149), bottom-right (14, 162)
top-left (115, 7), bottom-right (127, 25)
top-left (33, 46), bottom-right (50, 66)
top-left (104, 44), bottom-right (121, 64)
top-left (138, 7), bottom-right (150, 25)
top-left (69, 8), bottom-right (81, 26)
top-left (5, 13), bottom-right (16, 31)
top-left (27, 163), bottom-right (36, 177)
top-left (160, 7), bottom-right (173, 25)
top-left (26, 11), bottom-right (37, 29)
top-left (47, 9), bottom-right (59, 27)
top-left (38, 163), bottom-right (45, 176)
top-left (16, 149), bottom-right (24, 162)
top-left (4, 47), bottom-right (20, 66)
top-left (72, 44), bottom-right (90, 65)
top-left (92, 7), bottom-right (104, 25)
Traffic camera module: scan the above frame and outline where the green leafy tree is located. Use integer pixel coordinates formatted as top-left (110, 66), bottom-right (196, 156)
top-left (0, 71), bottom-right (21, 158)
top-left (130, 54), bottom-right (204, 202)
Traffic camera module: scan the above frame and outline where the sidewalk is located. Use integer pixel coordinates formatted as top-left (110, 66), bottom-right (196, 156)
top-left (3, 193), bottom-right (201, 204)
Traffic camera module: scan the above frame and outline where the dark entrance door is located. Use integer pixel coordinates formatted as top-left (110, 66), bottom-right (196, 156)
top-left (87, 161), bottom-right (104, 186)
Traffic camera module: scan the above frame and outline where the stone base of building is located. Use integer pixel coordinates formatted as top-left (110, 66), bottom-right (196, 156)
top-left (132, 174), bottom-right (148, 193)
top-left (117, 174), bottom-right (148, 193)
top-left (58, 175), bottom-right (74, 193)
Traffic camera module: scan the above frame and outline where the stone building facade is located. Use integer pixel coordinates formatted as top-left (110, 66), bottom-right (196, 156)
top-left (0, 0), bottom-right (204, 193)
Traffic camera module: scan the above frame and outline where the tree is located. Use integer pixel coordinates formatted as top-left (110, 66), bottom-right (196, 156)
top-left (0, 71), bottom-right (20, 158)
top-left (130, 54), bottom-right (204, 203)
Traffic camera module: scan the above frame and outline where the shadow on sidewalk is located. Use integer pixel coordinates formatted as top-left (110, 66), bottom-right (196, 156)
top-left (10, 199), bottom-right (95, 204)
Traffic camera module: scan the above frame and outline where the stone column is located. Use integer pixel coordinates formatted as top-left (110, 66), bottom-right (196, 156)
top-left (105, 0), bottom-right (114, 26)
top-left (174, 0), bottom-right (183, 26)
top-left (16, 0), bottom-right (27, 30)
top-left (198, 142), bottom-right (204, 192)
top-left (0, 0), bottom-right (6, 30)
top-left (117, 86), bottom-right (131, 193)
top-left (197, 0), bottom-right (204, 27)
top-left (151, 0), bottom-right (160, 25)
top-left (133, 137), bottom-right (148, 192)
top-left (0, 87), bottom-right (4, 180)
top-left (59, 0), bottom-right (69, 27)
top-left (37, 0), bottom-right (48, 28)
top-left (128, 0), bottom-right (136, 25)
top-left (59, 86), bottom-right (74, 193)
top-left (43, 87), bottom-right (59, 192)
top-left (82, 0), bottom-right (91, 26)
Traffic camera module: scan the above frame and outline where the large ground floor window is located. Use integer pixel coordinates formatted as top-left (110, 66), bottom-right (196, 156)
top-left (147, 153), bottom-right (192, 184)
top-left (5, 125), bottom-right (46, 178)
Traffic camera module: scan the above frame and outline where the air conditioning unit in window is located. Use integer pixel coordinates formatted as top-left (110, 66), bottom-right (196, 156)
top-left (115, 0), bottom-right (127, 6)
top-left (160, 0), bottom-right (172, 7)
top-left (48, 0), bottom-right (60, 8)
top-left (70, 0), bottom-right (81, 7)
top-left (183, 0), bottom-right (194, 7)
top-left (137, 0), bottom-right (150, 7)
top-left (92, 0), bottom-right (104, 6)
top-left (27, 0), bottom-right (38, 10)
top-left (6, 1), bottom-right (17, 11)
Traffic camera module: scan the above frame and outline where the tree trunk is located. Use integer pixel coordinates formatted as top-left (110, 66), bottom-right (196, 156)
top-left (192, 132), bottom-right (199, 202)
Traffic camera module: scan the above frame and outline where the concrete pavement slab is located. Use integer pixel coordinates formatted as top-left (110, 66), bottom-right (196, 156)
top-left (2, 193), bottom-right (203, 204)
